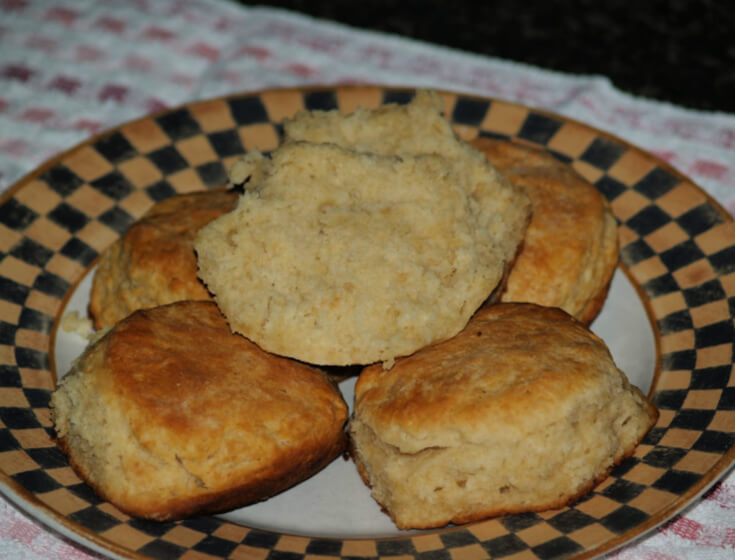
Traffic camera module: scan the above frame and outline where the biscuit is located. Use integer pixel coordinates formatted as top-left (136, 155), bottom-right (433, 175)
top-left (350, 303), bottom-right (657, 530)
top-left (195, 140), bottom-right (530, 365)
top-left (282, 90), bottom-right (465, 159)
top-left (280, 91), bottom-right (530, 247)
top-left (470, 137), bottom-right (619, 324)
top-left (89, 189), bottom-right (238, 329)
top-left (51, 301), bottom-right (348, 521)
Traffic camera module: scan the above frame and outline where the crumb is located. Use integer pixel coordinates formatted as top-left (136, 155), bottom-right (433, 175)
top-left (61, 311), bottom-right (94, 340)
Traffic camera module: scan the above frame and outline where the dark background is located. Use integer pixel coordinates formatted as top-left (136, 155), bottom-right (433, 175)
top-left (247, 0), bottom-right (734, 113)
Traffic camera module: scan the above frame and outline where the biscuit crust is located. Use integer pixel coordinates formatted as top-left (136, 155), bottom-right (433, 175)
top-left (471, 138), bottom-right (619, 324)
top-left (350, 303), bottom-right (657, 529)
top-left (89, 189), bottom-right (238, 329)
top-left (52, 301), bottom-right (348, 521)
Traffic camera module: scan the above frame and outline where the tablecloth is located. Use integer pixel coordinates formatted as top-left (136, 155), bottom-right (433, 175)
top-left (1, 1), bottom-right (733, 559)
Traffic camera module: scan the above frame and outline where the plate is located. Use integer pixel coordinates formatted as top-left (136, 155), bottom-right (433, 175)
top-left (1, 85), bottom-right (734, 560)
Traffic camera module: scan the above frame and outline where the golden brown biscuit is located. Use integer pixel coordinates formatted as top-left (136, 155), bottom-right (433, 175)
top-left (89, 189), bottom-right (238, 329)
top-left (470, 137), bottom-right (619, 324)
top-left (196, 140), bottom-right (529, 366)
top-left (350, 303), bottom-right (657, 530)
top-left (51, 301), bottom-right (348, 521)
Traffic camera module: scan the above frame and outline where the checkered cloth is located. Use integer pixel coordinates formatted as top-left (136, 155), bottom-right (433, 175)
top-left (0, 1), bottom-right (733, 559)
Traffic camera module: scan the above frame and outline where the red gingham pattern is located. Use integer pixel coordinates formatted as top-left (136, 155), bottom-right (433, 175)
top-left (1, 1), bottom-right (734, 559)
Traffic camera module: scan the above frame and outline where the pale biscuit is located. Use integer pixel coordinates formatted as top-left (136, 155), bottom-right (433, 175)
top-left (471, 138), bottom-right (619, 324)
top-left (280, 91), bottom-right (530, 246)
top-left (282, 90), bottom-right (465, 158)
top-left (89, 189), bottom-right (238, 329)
top-left (51, 300), bottom-right (348, 521)
top-left (196, 140), bottom-right (530, 365)
top-left (350, 303), bottom-right (657, 530)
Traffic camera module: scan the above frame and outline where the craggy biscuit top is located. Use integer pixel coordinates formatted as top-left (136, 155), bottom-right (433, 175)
top-left (195, 140), bottom-right (529, 365)
top-left (280, 91), bottom-right (529, 244)
top-left (282, 91), bottom-right (460, 158)
top-left (202, 92), bottom-right (530, 365)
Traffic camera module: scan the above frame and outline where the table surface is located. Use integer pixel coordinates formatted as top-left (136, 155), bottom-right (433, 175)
top-left (251, 0), bottom-right (735, 113)
top-left (0, 1), bottom-right (734, 559)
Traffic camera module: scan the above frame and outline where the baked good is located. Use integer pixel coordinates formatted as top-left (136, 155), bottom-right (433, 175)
top-left (51, 300), bottom-right (348, 521)
top-left (281, 90), bottom-right (469, 159)
top-left (280, 91), bottom-right (530, 245)
top-left (89, 189), bottom-right (238, 329)
top-left (471, 137), bottom-right (619, 324)
top-left (350, 302), bottom-right (657, 530)
top-left (195, 139), bottom-right (530, 366)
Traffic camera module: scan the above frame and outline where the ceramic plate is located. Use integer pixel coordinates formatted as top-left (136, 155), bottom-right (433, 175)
top-left (0, 86), bottom-right (733, 560)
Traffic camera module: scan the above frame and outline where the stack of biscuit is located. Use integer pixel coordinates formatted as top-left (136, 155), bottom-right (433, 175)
top-left (51, 91), bottom-right (656, 528)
